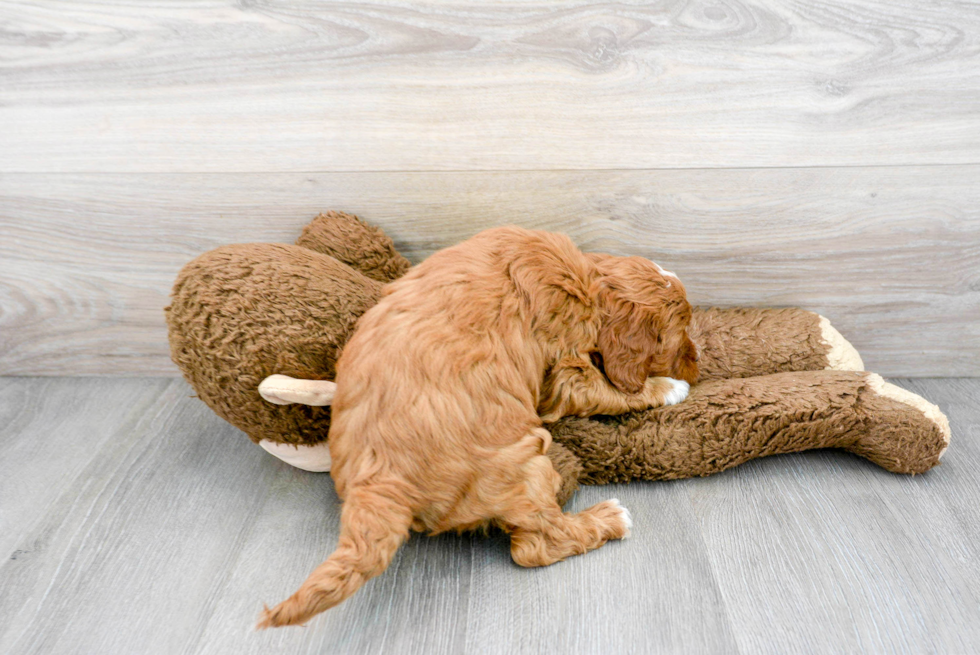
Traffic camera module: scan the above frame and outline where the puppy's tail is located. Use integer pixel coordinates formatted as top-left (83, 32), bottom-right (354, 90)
top-left (256, 481), bottom-right (414, 629)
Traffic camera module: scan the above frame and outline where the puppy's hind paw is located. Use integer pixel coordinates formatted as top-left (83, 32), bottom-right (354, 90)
top-left (607, 498), bottom-right (633, 539)
top-left (663, 378), bottom-right (690, 406)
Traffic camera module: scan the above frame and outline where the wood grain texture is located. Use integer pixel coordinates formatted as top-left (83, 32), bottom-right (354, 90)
top-left (0, 377), bottom-right (172, 559)
top-left (2, 1), bottom-right (980, 172)
top-left (458, 482), bottom-right (739, 654)
top-left (688, 377), bottom-right (980, 654)
top-left (2, 167), bottom-right (978, 377)
top-left (0, 379), bottom-right (279, 654)
top-left (0, 377), bottom-right (978, 654)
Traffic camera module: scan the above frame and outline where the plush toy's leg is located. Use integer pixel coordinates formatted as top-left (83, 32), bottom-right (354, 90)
top-left (293, 214), bottom-right (861, 379)
top-left (294, 211), bottom-right (411, 283)
top-left (548, 370), bottom-right (950, 484)
top-left (690, 307), bottom-right (864, 381)
top-left (293, 214), bottom-right (862, 381)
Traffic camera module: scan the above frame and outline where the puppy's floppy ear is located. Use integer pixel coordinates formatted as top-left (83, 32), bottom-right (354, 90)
top-left (596, 284), bottom-right (660, 394)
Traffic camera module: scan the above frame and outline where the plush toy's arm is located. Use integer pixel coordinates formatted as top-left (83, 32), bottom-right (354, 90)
top-left (538, 358), bottom-right (689, 423)
top-left (691, 307), bottom-right (864, 381)
top-left (547, 370), bottom-right (949, 489)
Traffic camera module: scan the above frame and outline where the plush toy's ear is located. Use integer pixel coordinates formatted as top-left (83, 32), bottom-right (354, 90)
top-left (258, 375), bottom-right (336, 406)
top-left (296, 211), bottom-right (411, 283)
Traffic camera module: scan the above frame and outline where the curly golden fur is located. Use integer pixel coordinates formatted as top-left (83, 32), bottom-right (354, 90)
top-left (257, 226), bottom-right (698, 628)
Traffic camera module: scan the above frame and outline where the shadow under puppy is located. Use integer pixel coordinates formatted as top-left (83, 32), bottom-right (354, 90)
top-left (257, 225), bottom-right (699, 628)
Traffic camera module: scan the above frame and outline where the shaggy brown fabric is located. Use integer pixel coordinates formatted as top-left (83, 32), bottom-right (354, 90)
top-left (546, 442), bottom-right (585, 506)
top-left (689, 307), bottom-right (830, 381)
top-left (548, 370), bottom-right (947, 492)
top-left (166, 243), bottom-right (383, 445)
top-left (167, 212), bottom-right (947, 510)
top-left (295, 211), bottom-right (411, 283)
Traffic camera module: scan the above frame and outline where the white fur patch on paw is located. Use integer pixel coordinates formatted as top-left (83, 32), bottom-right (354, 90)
top-left (663, 378), bottom-right (690, 405)
top-left (818, 315), bottom-right (865, 371)
top-left (258, 439), bottom-right (332, 472)
top-left (609, 498), bottom-right (633, 538)
top-left (258, 375), bottom-right (336, 406)
top-left (866, 374), bottom-right (952, 451)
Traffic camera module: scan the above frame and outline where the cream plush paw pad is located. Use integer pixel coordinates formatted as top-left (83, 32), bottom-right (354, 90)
top-left (818, 315), bottom-right (865, 371)
top-left (259, 439), bottom-right (332, 472)
top-left (258, 375), bottom-right (337, 406)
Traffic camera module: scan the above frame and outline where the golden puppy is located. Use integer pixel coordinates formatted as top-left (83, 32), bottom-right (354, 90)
top-left (257, 226), bottom-right (699, 628)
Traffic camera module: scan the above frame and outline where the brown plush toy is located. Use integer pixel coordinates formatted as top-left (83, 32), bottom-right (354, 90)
top-left (166, 212), bottom-right (951, 505)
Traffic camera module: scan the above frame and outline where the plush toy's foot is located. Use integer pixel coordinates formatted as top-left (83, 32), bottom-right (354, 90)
top-left (817, 315), bottom-right (864, 372)
top-left (256, 375), bottom-right (337, 471)
top-left (690, 308), bottom-right (864, 380)
top-left (854, 373), bottom-right (951, 472)
top-left (549, 370), bottom-right (950, 483)
top-left (258, 439), bottom-right (332, 472)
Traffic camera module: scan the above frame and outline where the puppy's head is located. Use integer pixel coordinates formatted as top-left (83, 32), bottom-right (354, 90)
top-left (591, 254), bottom-right (699, 394)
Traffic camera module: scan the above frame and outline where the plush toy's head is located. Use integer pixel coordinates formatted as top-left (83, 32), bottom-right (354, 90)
top-left (165, 212), bottom-right (402, 446)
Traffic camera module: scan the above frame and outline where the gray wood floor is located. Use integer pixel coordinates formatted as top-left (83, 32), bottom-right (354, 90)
top-left (1, 376), bottom-right (978, 655)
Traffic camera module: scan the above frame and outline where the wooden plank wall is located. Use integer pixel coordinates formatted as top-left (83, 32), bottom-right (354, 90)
top-left (1, 1), bottom-right (978, 376)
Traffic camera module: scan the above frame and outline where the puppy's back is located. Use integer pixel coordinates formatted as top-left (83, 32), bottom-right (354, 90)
top-left (328, 226), bottom-right (591, 487)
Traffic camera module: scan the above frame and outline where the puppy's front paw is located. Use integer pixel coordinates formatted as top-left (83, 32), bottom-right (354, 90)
top-left (663, 378), bottom-right (690, 405)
